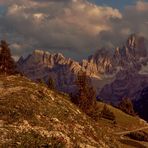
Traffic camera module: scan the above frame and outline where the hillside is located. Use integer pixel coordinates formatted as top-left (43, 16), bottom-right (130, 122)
top-left (97, 102), bottom-right (147, 131)
top-left (0, 74), bottom-right (118, 147)
top-left (0, 74), bottom-right (148, 147)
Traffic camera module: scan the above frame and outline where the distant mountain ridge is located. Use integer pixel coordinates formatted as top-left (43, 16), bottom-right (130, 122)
top-left (17, 34), bottom-right (148, 99)
top-left (17, 49), bottom-right (82, 93)
top-left (88, 34), bottom-right (147, 74)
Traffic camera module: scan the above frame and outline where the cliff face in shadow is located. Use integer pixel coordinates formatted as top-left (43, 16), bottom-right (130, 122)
top-left (99, 69), bottom-right (148, 104)
top-left (134, 87), bottom-right (148, 121)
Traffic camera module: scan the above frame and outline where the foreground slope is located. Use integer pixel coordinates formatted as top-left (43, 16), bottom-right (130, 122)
top-left (0, 75), bottom-right (119, 147)
top-left (0, 75), bottom-right (147, 147)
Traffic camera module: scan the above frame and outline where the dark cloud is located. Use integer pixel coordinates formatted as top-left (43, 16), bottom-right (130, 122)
top-left (98, 1), bottom-right (148, 48)
top-left (32, 0), bottom-right (70, 2)
top-left (0, 0), bottom-right (147, 60)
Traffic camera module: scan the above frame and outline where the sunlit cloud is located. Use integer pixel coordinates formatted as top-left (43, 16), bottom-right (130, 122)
top-left (0, 0), bottom-right (147, 60)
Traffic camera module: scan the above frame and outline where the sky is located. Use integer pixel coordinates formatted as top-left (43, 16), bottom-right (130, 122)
top-left (90, 0), bottom-right (137, 9)
top-left (0, 0), bottom-right (148, 60)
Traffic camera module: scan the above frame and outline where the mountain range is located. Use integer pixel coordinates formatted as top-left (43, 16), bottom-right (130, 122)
top-left (17, 34), bottom-right (148, 120)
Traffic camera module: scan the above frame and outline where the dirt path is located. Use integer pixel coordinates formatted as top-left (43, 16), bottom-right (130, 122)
top-left (115, 126), bottom-right (148, 148)
top-left (115, 126), bottom-right (148, 135)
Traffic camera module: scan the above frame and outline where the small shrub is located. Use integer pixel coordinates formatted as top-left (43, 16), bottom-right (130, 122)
top-left (37, 78), bottom-right (47, 87)
top-left (118, 97), bottom-right (135, 116)
top-left (100, 105), bottom-right (116, 121)
top-left (48, 76), bottom-right (55, 90)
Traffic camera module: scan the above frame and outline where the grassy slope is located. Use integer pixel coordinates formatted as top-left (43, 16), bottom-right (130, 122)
top-left (97, 103), bottom-right (148, 147)
top-left (0, 75), bottom-right (147, 147)
top-left (0, 75), bottom-right (119, 148)
top-left (97, 102), bottom-right (147, 131)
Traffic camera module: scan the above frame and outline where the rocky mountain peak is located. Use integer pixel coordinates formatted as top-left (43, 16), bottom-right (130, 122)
top-left (83, 34), bottom-right (148, 78)
top-left (126, 34), bottom-right (136, 49)
top-left (126, 34), bottom-right (147, 57)
top-left (98, 35), bottom-right (148, 104)
top-left (33, 49), bottom-right (45, 55)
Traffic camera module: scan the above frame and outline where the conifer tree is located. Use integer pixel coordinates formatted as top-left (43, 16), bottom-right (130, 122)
top-left (0, 40), bottom-right (16, 74)
top-left (71, 71), bottom-right (99, 120)
top-left (48, 76), bottom-right (55, 90)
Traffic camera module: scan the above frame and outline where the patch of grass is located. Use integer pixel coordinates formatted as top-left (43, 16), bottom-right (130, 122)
top-left (97, 102), bottom-right (143, 129)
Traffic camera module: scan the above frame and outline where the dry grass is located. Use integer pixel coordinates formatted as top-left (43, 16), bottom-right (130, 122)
top-left (0, 74), bottom-right (118, 147)
top-left (97, 102), bottom-right (146, 130)
top-left (0, 74), bottom-right (147, 147)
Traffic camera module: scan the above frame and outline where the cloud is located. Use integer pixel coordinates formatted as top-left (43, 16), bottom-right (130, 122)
top-left (0, 0), bottom-right (147, 60)
top-left (0, 0), bottom-right (5, 5)
top-left (98, 0), bottom-right (148, 48)
top-left (126, 1), bottom-right (148, 12)
top-left (0, 0), bottom-right (122, 59)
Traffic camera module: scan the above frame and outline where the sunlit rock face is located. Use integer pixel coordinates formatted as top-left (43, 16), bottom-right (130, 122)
top-left (17, 48), bottom-right (115, 94)
top-left (87, 34), bottom-right (148, 75)
top-left (87, 48), bottom-right (115, 74)
top-left (126, 34), bottom-right (147, 58)
top-left (17, 49), bottom-right (83, 94)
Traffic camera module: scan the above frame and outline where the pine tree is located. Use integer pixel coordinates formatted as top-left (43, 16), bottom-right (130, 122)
top-left (71, 71), bottom-right (99, 120)
top-left (0, 40), bottom-right (16, 74)
top-left (48, 76), bottom-right (55, 90)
